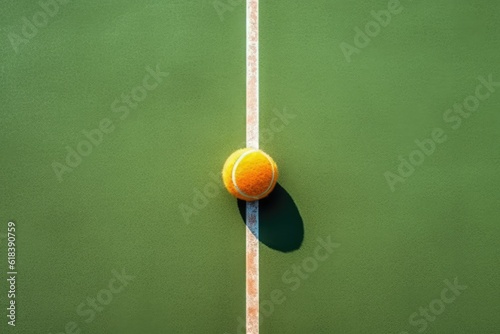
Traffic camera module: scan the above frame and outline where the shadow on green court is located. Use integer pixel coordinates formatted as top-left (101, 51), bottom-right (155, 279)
top-left (237, 183), bottom-right (304, 252)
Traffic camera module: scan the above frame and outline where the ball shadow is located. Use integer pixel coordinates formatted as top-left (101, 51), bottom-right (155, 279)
top-left (237, 183), bottom-right (304, 252)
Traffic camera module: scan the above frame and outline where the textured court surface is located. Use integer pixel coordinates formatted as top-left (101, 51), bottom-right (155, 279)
top-left (1, 0), bottom-right (499, 333)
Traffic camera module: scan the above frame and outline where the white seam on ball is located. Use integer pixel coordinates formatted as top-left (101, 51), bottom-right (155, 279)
top-left (232, 149), bottom-right (275, 200)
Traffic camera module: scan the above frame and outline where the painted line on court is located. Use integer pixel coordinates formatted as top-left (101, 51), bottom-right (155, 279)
top-left (246, 0), bottom-right (259, 333)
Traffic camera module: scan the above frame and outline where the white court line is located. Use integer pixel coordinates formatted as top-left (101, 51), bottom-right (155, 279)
top-left (245, 0), bottom-right (259, 333)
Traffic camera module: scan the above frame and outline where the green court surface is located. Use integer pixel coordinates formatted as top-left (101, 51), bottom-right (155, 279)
top-left (1, 0), bottom-right (500, 333)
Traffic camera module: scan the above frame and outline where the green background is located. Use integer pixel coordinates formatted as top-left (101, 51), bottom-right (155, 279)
top-left (1, 0), bottom-right (499, 333)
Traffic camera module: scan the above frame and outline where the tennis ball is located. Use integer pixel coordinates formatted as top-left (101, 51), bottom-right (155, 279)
top-left (222, 148), bottom-right (279, 201)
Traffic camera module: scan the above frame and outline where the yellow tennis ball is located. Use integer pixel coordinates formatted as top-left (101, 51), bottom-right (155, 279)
top-left (222, 148), bottom-right (279, 201)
